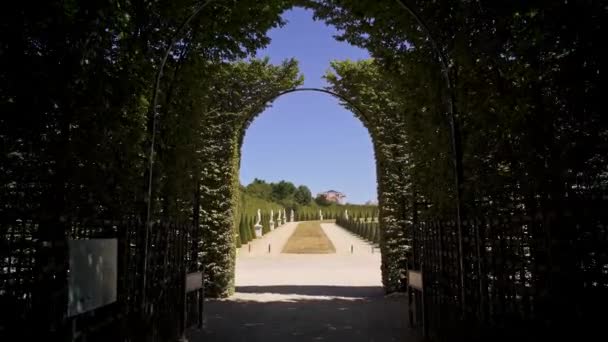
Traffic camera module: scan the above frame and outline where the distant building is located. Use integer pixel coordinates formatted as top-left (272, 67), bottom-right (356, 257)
top-left (318, 190), bottom-right (346, 204)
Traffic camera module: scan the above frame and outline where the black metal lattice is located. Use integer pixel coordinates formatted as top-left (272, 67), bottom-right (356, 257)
top-left (0, 218), bottom-right (202, 342)
top-left (409, 192), bottom-right (608, 341)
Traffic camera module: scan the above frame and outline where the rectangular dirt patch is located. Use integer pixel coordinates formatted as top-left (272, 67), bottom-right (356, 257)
top-left (281, 221), bottom-right (336, 254)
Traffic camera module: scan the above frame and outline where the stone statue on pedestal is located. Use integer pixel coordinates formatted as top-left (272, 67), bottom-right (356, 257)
top-left (269, 209), bottom-right (275, 230)
top-left (290, 209), bottom-right (295, 222)
top-left (319, 210), bottom-right (323, 221)
top-left (283, 209), bottom-right (287, 225)
top-left (344, 209), bottom-right (349, 220)
top-left (277, 210), bottom-right (282, 227)
top-left (254, 209), bottom-right (263, 238)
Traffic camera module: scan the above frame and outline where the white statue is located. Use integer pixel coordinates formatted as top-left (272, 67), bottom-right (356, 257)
top-left (319, 209), bottom-right (323, 221)
top-left (269, 209), bottom-right (275, 230)
top-left (344, 209), bottom-right (349, 220)
top-left (254, 209), bottom-right (263, 238)
top-left (290, 209), bottom-right (295, 222)
top-left (277, 210), bottom-right (282, 227)
top-left (283, 209), bottom-right (287, 225)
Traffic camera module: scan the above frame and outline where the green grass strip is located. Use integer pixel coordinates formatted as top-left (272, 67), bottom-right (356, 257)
top-left (281, 221), bottom-right (336, 254)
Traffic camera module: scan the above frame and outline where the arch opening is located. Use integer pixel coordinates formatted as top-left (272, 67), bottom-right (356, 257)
top-left (234, 88), bottom-right (382, 291)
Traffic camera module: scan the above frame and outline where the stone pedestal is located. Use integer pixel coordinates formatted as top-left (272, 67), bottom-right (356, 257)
top-left (254, 224), bottom-right (262, 238)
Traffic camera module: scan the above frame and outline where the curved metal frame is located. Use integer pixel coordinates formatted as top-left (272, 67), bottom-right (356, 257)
top-left (144, 0), bottom-right (466, 314)
top-left (393, 0), bottom-right (466, 313)
top-left (254, 87), bottom-right (374, 124)
top-left (142, 1), bottom-right (214, 311)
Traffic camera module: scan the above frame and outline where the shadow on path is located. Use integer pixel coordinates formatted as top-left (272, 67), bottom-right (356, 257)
top-left (236, 285), bottom-right (385, 298)
top-left (188, 285), bottom-right (421, 342)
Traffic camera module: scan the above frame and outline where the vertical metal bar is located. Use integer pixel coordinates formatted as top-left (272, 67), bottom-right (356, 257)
top-left (421, 228), bottom-right (428, 339)
top-left (198, 288), bottom-right (203, 329)
top-left (474, 219), bottom-right (486, 321)
top-left (394, 0), bottom-right (467, 317)
top-left (179, 225), bottom-right (186, 341)
top-left (144, 0), bottom-right (214, 318)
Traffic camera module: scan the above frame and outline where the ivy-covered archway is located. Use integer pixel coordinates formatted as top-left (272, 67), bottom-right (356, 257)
top-left (196, 86), bottom-right (414, 296)
top-left (146, 0), bottom-right (463, 299)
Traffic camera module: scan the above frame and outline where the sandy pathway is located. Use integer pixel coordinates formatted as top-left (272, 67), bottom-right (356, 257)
top-left (237, 221), bottom-right (299, 257)
top-left (189, 222), bottom-right (420, 342)
top-left (320, 222), bottom-right (380, 255)
top-left (235, 222), bottom-right (381, 287)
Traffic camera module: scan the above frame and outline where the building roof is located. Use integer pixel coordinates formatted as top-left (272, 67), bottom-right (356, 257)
top-left (321, 190), bottom-right (345, 196)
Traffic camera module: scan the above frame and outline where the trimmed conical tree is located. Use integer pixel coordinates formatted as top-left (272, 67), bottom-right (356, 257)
top-left (235, 217), bottom-right (242, 248)
top-left (239, 215), bottom-right (249, 245)
top-left (249, 215), bottom-right (256, 239)
top-left (247, 215), bottom-right (253, 242)
top-left (374, 223), bottom-right (381, 243)
top-left (262, 213), bottom-right (270, 234)
top-left (239, 214), bottom-right (249, 244)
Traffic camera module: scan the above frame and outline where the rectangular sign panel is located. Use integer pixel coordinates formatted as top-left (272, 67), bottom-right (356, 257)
top-left (186, 272), bottom-right (203, 293)
top-left (68, 239), bottom-right (117, 317)
top-left (408, 270), bottom-right (423, 291)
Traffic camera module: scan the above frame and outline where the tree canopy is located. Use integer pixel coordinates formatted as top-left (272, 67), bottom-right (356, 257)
top-left (243, 179), bottom-right (312, 209)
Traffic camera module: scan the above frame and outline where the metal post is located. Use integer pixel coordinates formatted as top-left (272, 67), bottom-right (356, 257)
top-left (179, 238), bottom-right (187, 342)
top-left (198, 288), bottom-right (203, 329)
top-left (394, 0), bottom-right (467, 316)
top-left (143, 0), bottom-right (214, 316)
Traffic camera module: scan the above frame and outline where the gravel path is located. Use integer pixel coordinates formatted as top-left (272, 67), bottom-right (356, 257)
top-left (237, 221), bottom-right (299, 257)
top-left (189, 222), bottom-right (421, 342)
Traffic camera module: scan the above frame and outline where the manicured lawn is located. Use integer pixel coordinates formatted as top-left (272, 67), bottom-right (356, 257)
top-left (281, 221), bottom-right (336, 254)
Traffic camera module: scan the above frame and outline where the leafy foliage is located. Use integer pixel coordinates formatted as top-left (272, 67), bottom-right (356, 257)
top-left (310, 0), bottom-right (606, 291)
top-left (2, 0), bottom-right (604, 300)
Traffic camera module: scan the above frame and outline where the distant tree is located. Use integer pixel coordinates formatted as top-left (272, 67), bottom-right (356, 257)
top-left (293, 185), bottom-right (312, 205)
top-left (314, 194), bottom-right (331, 206)
top-left (245, 178), bottom-right (273, 201)
top-left (271, 180), bottom-right (296, 201)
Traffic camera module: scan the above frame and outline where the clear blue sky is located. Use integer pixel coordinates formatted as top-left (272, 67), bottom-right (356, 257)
top-left (239, 7), bottom-right (377, 204)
